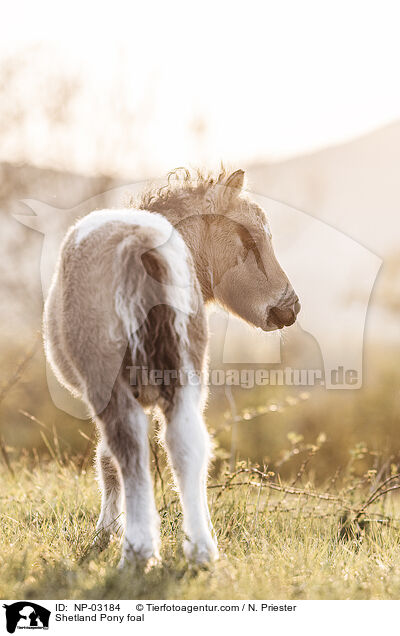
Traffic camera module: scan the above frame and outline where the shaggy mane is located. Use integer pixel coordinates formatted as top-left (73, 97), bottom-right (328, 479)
top-left (133, 166), bottom-right (230, 215)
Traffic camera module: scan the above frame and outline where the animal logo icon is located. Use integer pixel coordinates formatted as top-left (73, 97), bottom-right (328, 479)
top-left (3, 602), bottom-right (50, 633)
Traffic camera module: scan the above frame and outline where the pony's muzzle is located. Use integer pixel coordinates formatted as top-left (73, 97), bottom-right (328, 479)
top-left (267, 299), bottom-right (301, 329)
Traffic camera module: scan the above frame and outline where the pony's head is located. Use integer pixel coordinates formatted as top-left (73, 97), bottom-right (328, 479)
top-left (138, 166), bottom-right (300, 332)
top-left (203, 169), bottom-right (300, 331)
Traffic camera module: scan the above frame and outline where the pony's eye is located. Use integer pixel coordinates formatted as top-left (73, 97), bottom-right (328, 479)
top-left (236, 228), bottom-right (267, 276)
top-left (238, 228), bottom-right (253, 250)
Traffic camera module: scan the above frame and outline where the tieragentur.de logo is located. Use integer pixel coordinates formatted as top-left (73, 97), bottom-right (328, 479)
top-left (3, 603), bottom-right (51, 633)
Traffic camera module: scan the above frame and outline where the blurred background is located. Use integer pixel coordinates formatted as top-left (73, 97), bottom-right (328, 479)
top-left (1, 0), bottom-right (400, 481)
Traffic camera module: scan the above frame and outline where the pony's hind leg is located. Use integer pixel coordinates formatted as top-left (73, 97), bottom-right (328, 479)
top-left (164, 384), bottom-right (218, 565)
top-left (95, 438), bottom-right (123, 540)
top-left (94, 380), bottom-right (160, 566)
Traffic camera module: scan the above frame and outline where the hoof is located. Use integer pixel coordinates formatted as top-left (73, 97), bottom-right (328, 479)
top-left (118, 541), bottom-right (160, 571)
top-left (118, 553), bottom-right (161, 572)
top-left (184, 537), bottom-right (219, 566)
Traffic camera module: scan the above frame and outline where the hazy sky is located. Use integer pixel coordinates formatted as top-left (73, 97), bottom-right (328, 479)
top-left (1, 0), bottom-right (400, 176)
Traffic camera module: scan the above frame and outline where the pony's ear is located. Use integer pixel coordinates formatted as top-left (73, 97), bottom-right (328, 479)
top-left (225, 169), bottom-right (245, 191)
top-left (220, 169), bottom-right (245, 208)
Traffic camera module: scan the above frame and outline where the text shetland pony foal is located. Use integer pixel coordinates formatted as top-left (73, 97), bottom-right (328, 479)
top-left (44, 168), bottom-right (300, 567)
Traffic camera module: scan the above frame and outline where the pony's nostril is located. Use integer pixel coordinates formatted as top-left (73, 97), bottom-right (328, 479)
top-left (268, 303), bottom-right (298, 328)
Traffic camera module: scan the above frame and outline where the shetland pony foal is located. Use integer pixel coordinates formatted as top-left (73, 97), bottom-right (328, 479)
top-left (44, 169), bottom-right (300, 566)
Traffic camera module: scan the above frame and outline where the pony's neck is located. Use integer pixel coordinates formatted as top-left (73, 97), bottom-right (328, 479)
top-left (154, 207), bottom-right (214, 303)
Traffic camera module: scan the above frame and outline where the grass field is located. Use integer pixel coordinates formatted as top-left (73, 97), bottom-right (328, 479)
top-left (1, 343), bottom-right (400, 600)
top-left (2, 456), bottom-right (400, 601)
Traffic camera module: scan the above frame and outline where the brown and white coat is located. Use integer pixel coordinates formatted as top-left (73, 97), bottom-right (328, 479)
top-left (43, 168), bottom-right (300, 566)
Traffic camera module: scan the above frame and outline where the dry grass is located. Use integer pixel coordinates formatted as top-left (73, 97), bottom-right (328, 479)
top-left (2, 341), bottom-right (400, 599)
top-left (1, 453), bottom-right (400, 600)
